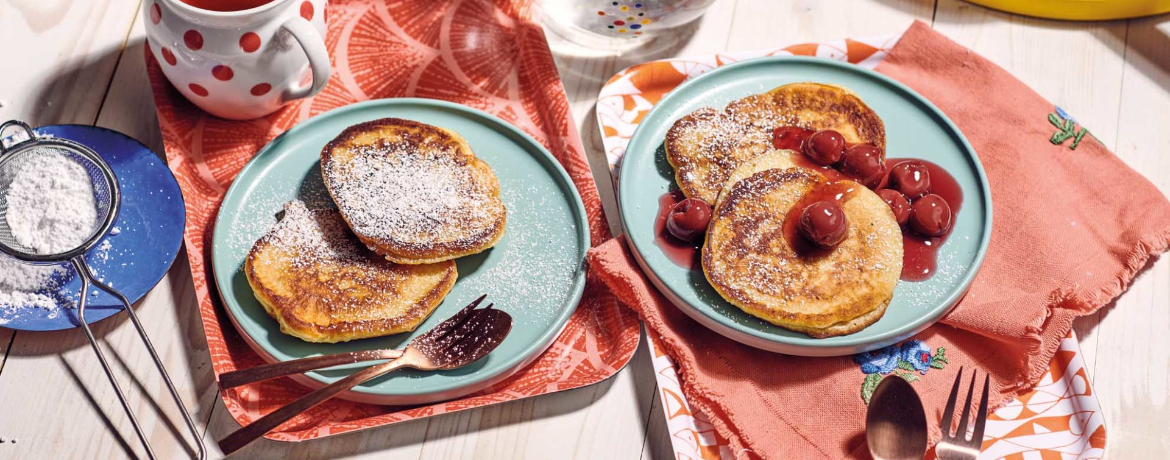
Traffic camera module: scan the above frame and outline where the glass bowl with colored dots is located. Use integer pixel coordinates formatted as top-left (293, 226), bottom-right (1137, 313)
top-left (540, 0), bottom-right (717, 46)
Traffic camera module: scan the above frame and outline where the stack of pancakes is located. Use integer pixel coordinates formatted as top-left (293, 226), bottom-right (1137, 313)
top-left (666, 83), bottom-right (903, 338)
top-left (246, 119), bottom-right (507, 343)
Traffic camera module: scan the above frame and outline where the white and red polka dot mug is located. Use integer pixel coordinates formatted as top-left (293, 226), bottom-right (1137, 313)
top-left (143, 0), bottom-right (330, 120)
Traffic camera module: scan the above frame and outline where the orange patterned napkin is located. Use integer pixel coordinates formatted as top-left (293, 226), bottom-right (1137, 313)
top-left (146, 0), bottom-right (638, 441)
top-left (588, 21), bottom-right (1170, 459)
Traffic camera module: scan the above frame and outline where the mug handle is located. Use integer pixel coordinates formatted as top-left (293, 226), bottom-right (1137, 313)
top-left (280, 16), bottom-right (331, 100)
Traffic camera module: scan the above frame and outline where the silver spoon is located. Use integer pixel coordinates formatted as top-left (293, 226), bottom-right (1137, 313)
top-left (866, 376), bottom-right (928, 460)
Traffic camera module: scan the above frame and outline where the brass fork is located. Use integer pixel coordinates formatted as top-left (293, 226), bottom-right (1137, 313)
top-left (217, 295), bottom-right (512, 455)
top-left (935, 368), bottom-right (990, 460)
top-left (217, 294), bottom-right (491, 389)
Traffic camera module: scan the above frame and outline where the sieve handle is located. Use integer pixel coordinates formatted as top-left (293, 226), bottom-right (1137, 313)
top-left (0, 120), bottom-right (37, 154)
top-left (71, 257), bottom-right (207, 460)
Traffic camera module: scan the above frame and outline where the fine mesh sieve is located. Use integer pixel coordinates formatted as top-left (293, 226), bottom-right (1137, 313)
top-left (0, 120), bottom-right (205, 460)
top-left (0, 141), bottom-right (118, 261)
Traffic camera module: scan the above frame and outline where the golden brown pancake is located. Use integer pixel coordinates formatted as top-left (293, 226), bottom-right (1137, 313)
top-left (665, 83), bottom-right (885, 204)
top-left (701, 165), bottom-right (902, 338)
top-left (664, 108), bottom-right (773, 203)
top-left (321, 118), bottom-right (506, 265)
top-left (713, 149), bottom-right (799, 208)
top-left (726, 83), bottom-right (886, 148)
top-left (245, 201), bottom-right (457, 343)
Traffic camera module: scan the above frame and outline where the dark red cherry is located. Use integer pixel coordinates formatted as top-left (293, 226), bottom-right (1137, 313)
top-left (772, 126), bottom-right (814, 151)
top-left (842, 144), bottom-right (886, 187)
top-left (909, 194), bottom-right (952, 237)
top-left (802, 130), bottom-right (846, 166)
top-left (876, 188), bottom-right (911, 226)
top-left (798, 200), bottom-right (848, 247)
top-left (666, 198), bottom-right (713, 242)
top-left (889, 161), bottom-right (932, 198)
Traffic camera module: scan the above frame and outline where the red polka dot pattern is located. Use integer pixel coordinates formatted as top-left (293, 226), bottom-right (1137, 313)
top-left (250, 83), bottom-right (272, 96)
top-left (184, 30), bottom-right (203, 51)
top-left (300, 1), bottom-right (314, 20)
top-left (150, 3), bottom-right (161, 24)
top-left (212, 65), bottom-right (234, 81)
top-left (160, 47), bottom-right (177, 66)
top-left (189, 83), bottom-right (208, 97)
top-left (239, 32), bottom-right (261, 53)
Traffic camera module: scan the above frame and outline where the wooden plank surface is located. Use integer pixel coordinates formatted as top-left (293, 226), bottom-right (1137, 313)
top-left (1087, 15), bottom-right (1170, 459)
top-left (1, 0), bottom-right (1168, 458)
top-left (0, 5), bottom-right (217, 460)
top-left (0, 0), bottom-right (140, 126)
top-left (0, 330), bottom-right (12, 377)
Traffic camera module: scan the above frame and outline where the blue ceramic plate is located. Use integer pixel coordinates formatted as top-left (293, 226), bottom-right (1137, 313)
top-left (0, 125), bottom-right (186, 331)
top-left (618, 57), bottom-right (992, 356)
top-left (211, 99), bottom-right (590, 405)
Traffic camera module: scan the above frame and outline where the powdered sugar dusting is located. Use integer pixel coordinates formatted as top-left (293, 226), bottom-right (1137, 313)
top-left (262, 200), bottom-right (365, 267)
top-left (226, 182), bottom-right (296, 256)
top-left (0, 254), bottom-right (71, 323)
top-left (0, 231), bottom-right (125, 325)
top-left (251, 200), bottom-right (460, 332)
top-left (454, 180), bottom-right (581, 325)
top-left (668, 108), bottom-right (771, 203)
top-left (892, 238), bottom-right (966, 309)
top-left (0, 148), bottom-right (107, 324)
top-left (324, 142), bottom-right (501, 250)
top-left (4, 148), bottom-right (99, 254)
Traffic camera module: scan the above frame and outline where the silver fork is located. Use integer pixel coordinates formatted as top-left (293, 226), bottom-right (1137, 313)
top-left (936, 368), bottom-right (990, 460)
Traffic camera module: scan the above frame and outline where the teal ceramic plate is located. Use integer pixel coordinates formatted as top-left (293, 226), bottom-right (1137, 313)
top-left (212, 99), bottom-right (589, 404)
top-left (618, 57), bottom-right (992, 356)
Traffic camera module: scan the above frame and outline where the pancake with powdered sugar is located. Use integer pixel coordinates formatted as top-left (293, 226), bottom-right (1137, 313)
top-left (321, 118), bottom-right (507, 265)
top-left (245, 200), bottom-right (457, 343)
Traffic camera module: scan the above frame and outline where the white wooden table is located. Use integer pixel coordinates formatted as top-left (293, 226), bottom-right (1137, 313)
top-left (0, 1), bottom-right (1166, 458)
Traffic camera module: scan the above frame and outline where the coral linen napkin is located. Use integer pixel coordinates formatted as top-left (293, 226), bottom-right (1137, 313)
top-left (588, 21), bottom-right (1170, 459)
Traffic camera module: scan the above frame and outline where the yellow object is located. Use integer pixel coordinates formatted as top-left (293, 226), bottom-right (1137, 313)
top-left (966, 0), bottom-right (1170, 20)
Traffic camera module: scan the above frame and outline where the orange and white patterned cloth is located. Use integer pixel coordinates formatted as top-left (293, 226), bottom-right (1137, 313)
top-left (594, 27), bottom-right (1111, 460)
top-left (145, 0), bottom-right (640, 441)
top-left (644, 333), bottom-right (1105, 460)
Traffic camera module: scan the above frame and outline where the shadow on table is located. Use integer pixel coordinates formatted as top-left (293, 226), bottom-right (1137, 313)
top-left (917, 2), bottom-right (1170, 95)
top-left (206, 331), bottom-right (662, 459)
top-left (18, 250), bottom-right (214, 460)
top-left (19, 36), bottom-right (161, 152)
top-left (1109, 14), bottom-right (1170, 95)
top-left (58, 355), bottom-right (141, 459)
top-left (1072, 254), bottom-right (1164, 342)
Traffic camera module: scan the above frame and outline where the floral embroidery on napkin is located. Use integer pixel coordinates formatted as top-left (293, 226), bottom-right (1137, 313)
top-left (1049, 106), bottom-right (1090, 150)
top-left (855, 340), bottom-right (948, 404)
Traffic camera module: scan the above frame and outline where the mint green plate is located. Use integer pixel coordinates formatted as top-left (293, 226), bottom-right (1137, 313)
top-left (618, 57), bottom-right (992, 357)
top-left (212, 99), bottom-right (589, 405)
